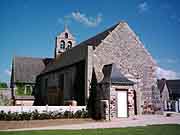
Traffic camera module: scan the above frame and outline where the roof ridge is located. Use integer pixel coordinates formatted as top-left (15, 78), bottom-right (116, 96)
top-left (77, 21), bottom-right (122, 46)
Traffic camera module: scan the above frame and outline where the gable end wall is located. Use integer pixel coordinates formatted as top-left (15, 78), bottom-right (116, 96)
top-left (92, 22), bottom-right (161, 114)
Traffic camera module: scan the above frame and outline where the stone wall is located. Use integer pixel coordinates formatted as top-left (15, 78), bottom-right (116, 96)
top-left (0, 88), bottom-right (11, 99)
top-left (110, 85), bottom-right (135, 118)
top-left (35, 45), bottom-right (89, 105)
top-left (92, 22), bottom-right (160, 114)
top-left (128, 88), bottom-right (136, 116)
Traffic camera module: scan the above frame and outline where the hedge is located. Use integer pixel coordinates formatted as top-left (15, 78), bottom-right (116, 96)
top-left (0, 109), bottom-right (88, 121)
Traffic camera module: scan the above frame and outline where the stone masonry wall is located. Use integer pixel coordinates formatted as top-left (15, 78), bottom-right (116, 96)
top-left (36, 44), bottom-right (89, 105)
top-left (110, 85), bottom-right (135, 118)
top-left (93, 22), bottom-right (161, 114)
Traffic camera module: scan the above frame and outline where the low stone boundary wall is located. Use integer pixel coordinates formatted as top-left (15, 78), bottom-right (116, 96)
top-left (0, 89), bottom-right (11, 99)
top-left (0, 106), bottom-right (86, 113)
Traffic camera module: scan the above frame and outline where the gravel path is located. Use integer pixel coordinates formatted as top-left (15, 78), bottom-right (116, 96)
top-left (2, 114), bottom-right (180, 131)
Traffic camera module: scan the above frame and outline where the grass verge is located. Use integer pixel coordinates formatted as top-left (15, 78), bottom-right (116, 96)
top-left (0, 124), bottom-right (180, 135)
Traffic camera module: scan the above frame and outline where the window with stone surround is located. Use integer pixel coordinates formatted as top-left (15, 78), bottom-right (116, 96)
top-left (67, 41), bottom-right (72, 49)
top-left (60, 40), bottom-right (65, 49)
top-left (65, 33), bottom-right (68, 38)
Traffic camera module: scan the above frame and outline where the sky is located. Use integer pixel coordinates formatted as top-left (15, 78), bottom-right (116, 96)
top-left (0, 0), bottom-right (180, 85)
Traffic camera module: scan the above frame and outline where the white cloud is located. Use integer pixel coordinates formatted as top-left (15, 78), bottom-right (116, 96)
top-left (138, 2), bottom-right (149, 13)
top-left (71, 11), bottom-right (102, 27)
top-left (57, 11), bottom-right (102, 27)
top-left (156, 67), bottom-right (179, 79)
top-left (4, 69), bottom-right (11, 76)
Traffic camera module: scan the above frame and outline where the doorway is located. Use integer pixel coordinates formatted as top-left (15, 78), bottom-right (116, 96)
top-left (117, 90), bottom-right (128, 117)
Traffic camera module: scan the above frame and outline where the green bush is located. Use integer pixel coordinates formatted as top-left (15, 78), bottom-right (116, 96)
top-left (38, 113), bottom-right (50, 120)
top-left (22, 112), bottom-right (31, 120)
top-left (0, 109), bottom-right (88, 121)
top-left (6, 111), bottom-right (13, 121)
top-left (31, 109), bottom-right (39, 120)
top-left (74, 110), bottom-right (82, 118)
top-left (11, 112), bottom-right (19, 120)
top-left (0, 82), bottom-right (8, 88)
top-left (64, 111), bottom-right (74, 118)
top-left (81, 109), bottom-right (88, 118)
top-left (0, 110), bottom-right (6, 120)
top-left (73, 109), bottom-right (87, 118)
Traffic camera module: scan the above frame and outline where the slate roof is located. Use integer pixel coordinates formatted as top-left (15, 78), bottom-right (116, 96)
top-left (78, 22), bottom-right (119, 47)
top-left (39, 22), bottom-right (121, 76)
top-left (102, 64), bottom-right (134, 85)
top-left (157, 79), bottom-right (166, 93)
top-left (12, 57), bottom-right (53, 84)
top-left (166, 80), bottom-right (180, 95)
top-left (157, 79), bottom-right (180, 99)
top-left (111, 64), bottom-right (134, 85)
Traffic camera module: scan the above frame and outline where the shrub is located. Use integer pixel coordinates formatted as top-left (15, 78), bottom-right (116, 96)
top-left (31, 109), bottom-right (39, 120)
top-left (0, 110), bottom-right (6, 120)
top-left (22, 112), bottom-right (31, 120)
top-left (0, 82), bottom-right (8, 88)
top-left (38, 113), bottom-right (49, 120)
top-left (74, 110), bottom-right (82, 118)
top-left (64, 111), bottom-right (73, 118)
top-left (0, 109), bottom-right (88, 121)
top-left (11, 112), bottom-right (19, 120)
top-left (6, 111), bottom-right (13, 121)
top-left (81, 109), bottom-right (88, 118)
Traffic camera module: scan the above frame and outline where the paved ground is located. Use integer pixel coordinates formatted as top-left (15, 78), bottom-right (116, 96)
top-left (2, 114), bottom-right (180, 131)
top-left (0, 119), bottom-right (93, 130)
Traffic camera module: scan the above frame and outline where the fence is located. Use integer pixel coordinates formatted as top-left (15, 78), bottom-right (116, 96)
top-left (0, 106), bottom-right (86, 113)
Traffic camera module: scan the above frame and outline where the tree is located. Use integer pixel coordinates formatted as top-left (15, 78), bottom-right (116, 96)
top-left (87, 68), bottom-right (100, 120)
top-left (0, 82), bottom-right (8, 89)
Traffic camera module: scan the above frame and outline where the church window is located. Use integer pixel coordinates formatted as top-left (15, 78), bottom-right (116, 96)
top-left (60, 40), bottom-right (65, 49)
top-left (67, 41), bottom-right (72, 49)
top-left (65, 33), bottom-right (68, 38)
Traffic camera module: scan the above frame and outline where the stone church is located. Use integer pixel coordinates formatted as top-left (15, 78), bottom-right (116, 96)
top-left (11, 21), bottom-right (162, 118)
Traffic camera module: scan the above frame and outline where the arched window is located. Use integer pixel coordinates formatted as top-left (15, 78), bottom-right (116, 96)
top-left (65, 33), bottom-right (68, 38)
top-left (67, 41), bottom-right (72, 49)
top-left (60, 40), bottom-right (65, 49)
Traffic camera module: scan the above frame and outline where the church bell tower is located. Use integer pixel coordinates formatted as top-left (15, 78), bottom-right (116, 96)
top-left (55, 25), bottom-right (76, 58)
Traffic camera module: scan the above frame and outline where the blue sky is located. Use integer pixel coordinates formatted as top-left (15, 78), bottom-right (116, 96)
top-left (0, 0), bottom-right (180, 84)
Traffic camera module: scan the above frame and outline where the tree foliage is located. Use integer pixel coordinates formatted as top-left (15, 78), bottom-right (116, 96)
top-left (0, 82), bottom-right (8, 88)
top-left (87, 68), bottom-right (100, 120)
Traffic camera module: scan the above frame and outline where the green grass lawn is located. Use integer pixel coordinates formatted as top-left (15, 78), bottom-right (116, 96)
top-left (0, 124), bottom-right (180, 135)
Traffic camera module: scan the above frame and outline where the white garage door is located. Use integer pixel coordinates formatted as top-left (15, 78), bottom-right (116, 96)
top-left (117, 91), bottom-right (128, 117)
